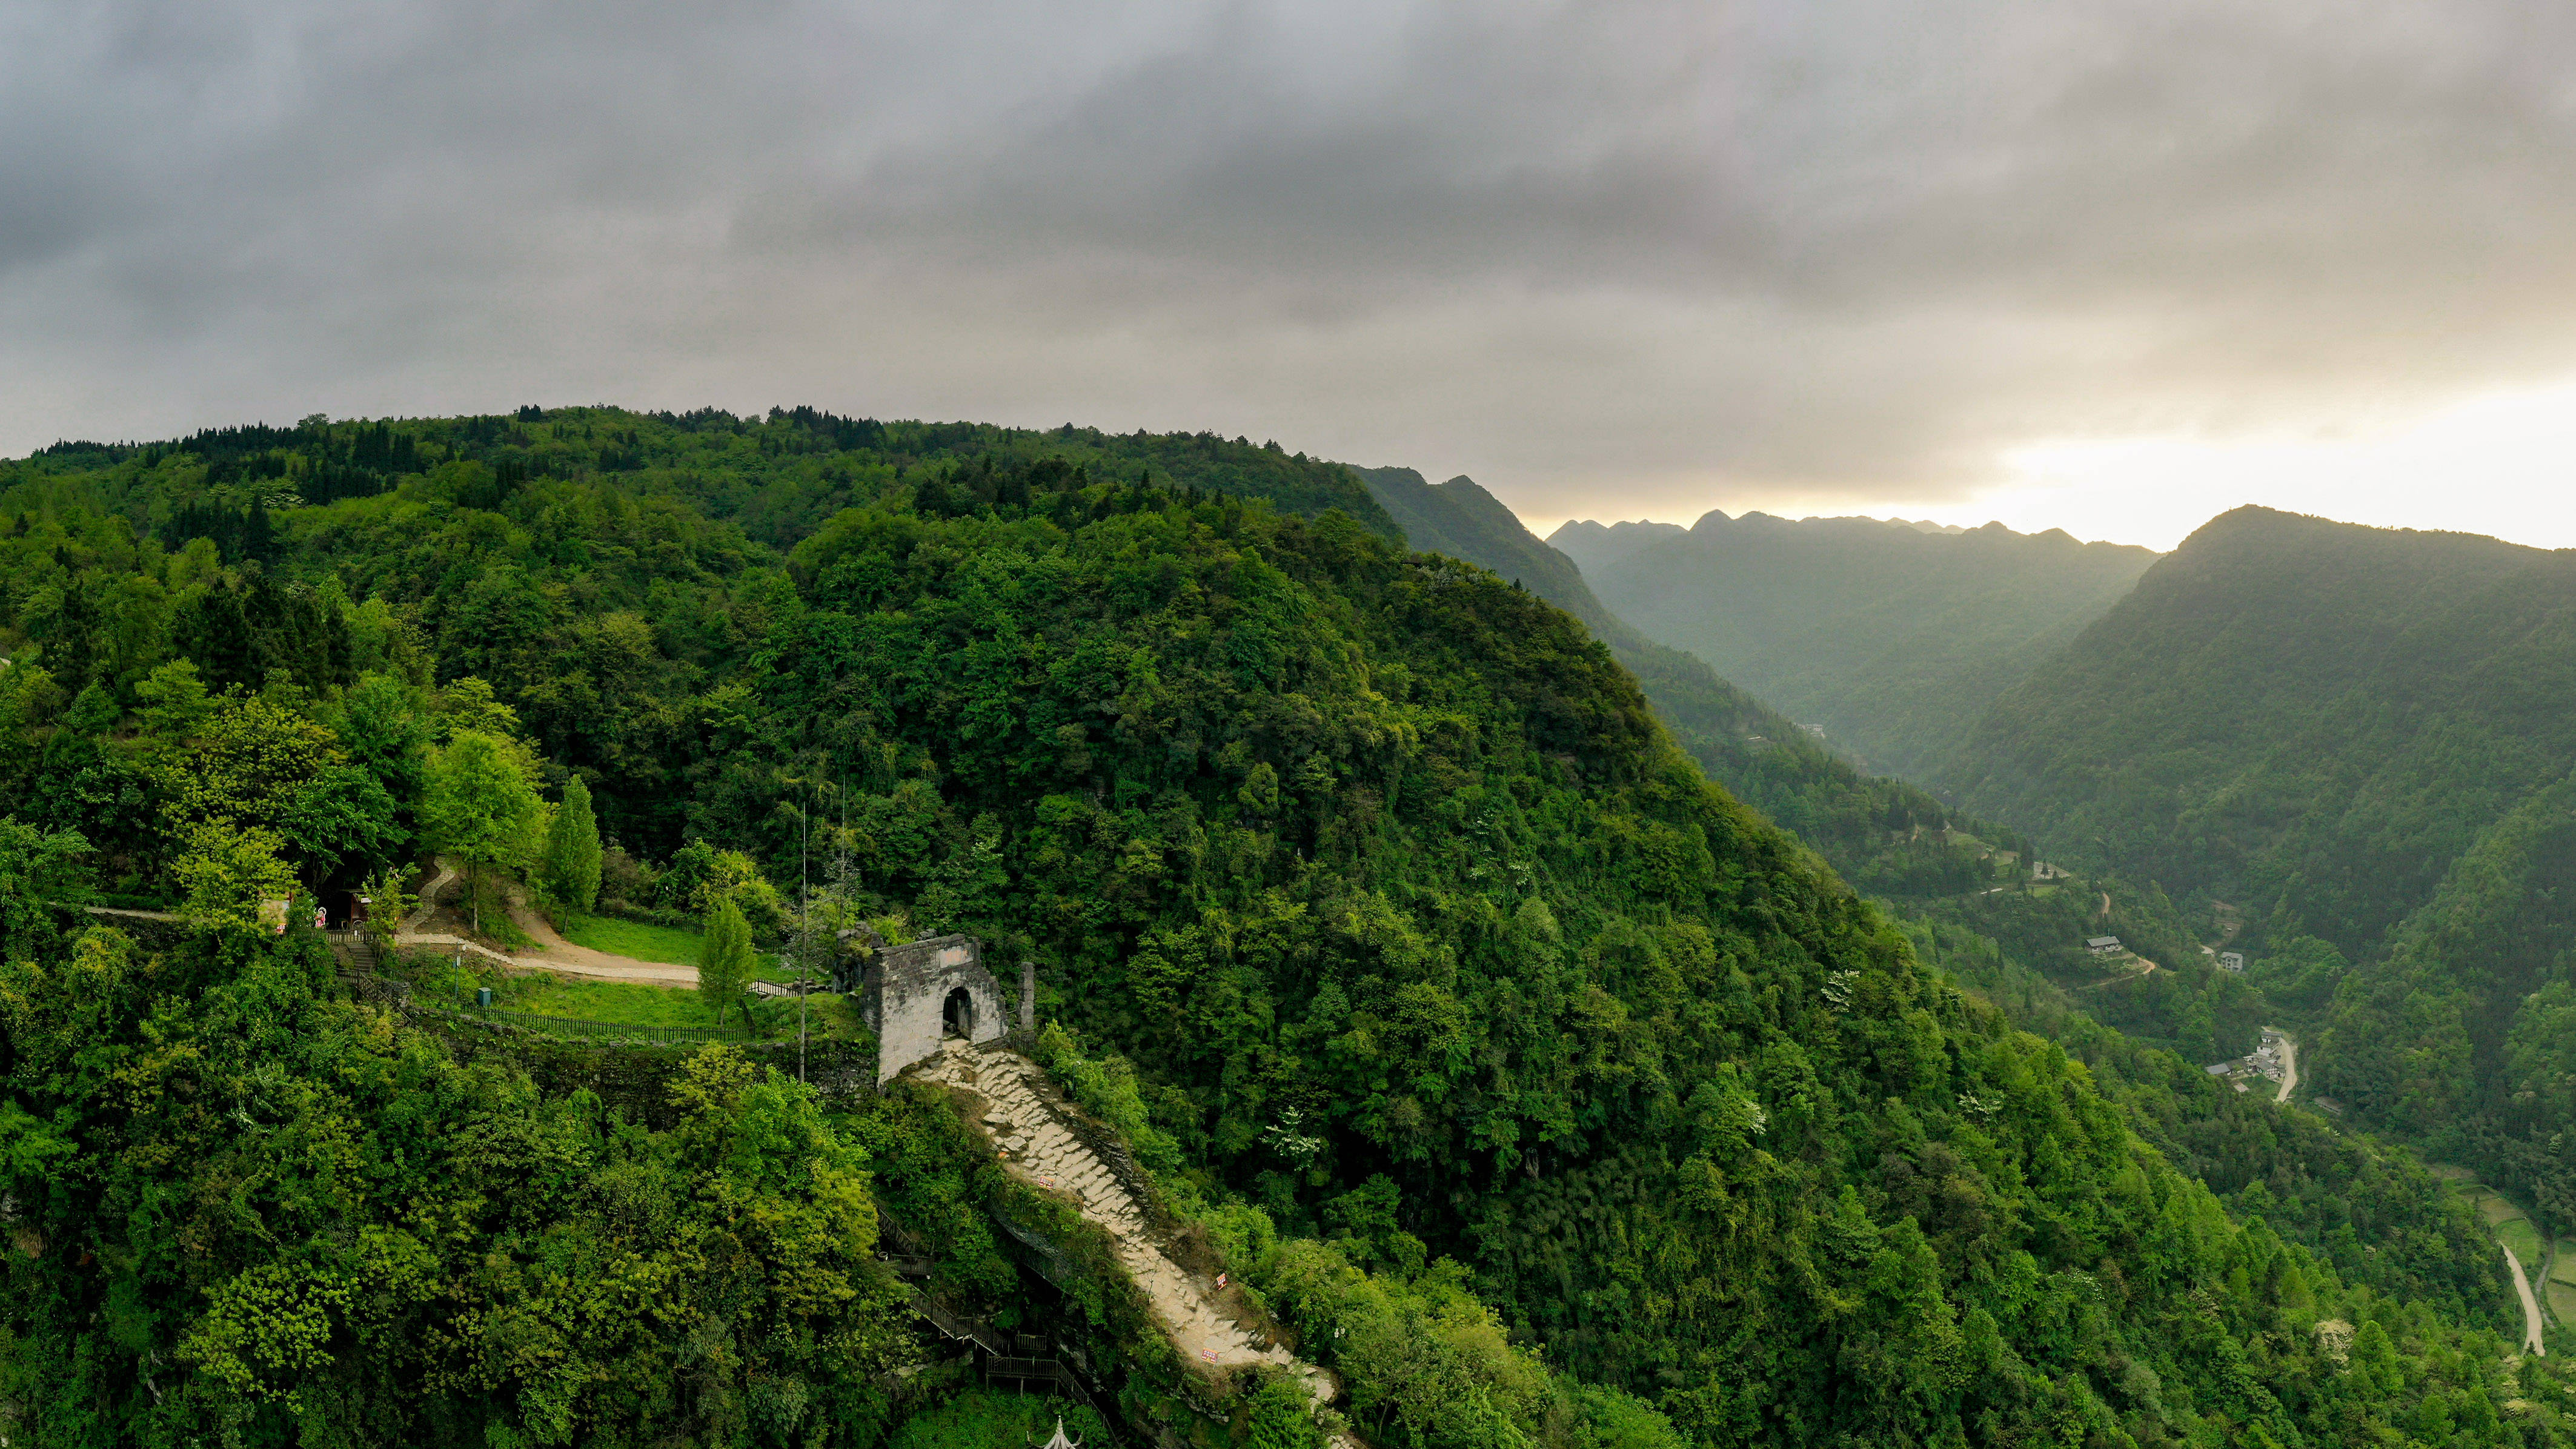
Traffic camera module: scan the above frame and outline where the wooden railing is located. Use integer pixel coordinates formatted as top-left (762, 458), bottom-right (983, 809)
top-left (892, 1272), bottom-right (1126, 1443)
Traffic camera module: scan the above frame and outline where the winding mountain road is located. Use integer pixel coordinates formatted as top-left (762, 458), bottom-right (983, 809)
top-left (2274, 1035), bottom-right (2298, 1103)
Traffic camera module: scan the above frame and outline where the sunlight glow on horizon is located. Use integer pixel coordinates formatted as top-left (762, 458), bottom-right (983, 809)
top-left (1521, 374), bottom-right (2576, 554)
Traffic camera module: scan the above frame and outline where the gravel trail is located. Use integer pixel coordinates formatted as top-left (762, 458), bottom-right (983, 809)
top-left (2507, 1242), bottom-right (2548, 1355)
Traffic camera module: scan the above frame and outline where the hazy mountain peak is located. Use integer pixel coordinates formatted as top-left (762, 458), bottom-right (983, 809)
top-left (1545, 517), bottom-right (1690, 575)
top-left (1573, 506), bottom-right (2161, 774)
top-left (1426, 473), bottom-right (1533, 536)
top-left (2170, 502), bottom-right (2546, 566)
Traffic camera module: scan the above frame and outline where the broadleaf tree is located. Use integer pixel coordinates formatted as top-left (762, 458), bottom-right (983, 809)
top-left (419, 730), bottom-right (542, 933)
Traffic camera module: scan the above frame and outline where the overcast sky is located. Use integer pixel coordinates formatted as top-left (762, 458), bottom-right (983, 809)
top-left (7, 0), bottom-right (2576, 549)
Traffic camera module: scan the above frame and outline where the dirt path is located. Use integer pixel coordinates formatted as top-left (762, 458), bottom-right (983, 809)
top-left (403, 860), bottom-right (458, 929)
top-left (2275, 1035), bottom-right (2298, 1103)
top-left (2507, 1242), bottom-right (2548, 1354)
top-left (385, 858), bottom-right (697, 986)
top-left (391, 932), bottom-right (529, 970)
top-left (385, 927), bottom-right (694, 986)
top-left (77, 904), bottom-right (180, 923)
top-left (915, 1041), bottom-right (1343, 1411)
top-left (496, 886), bottom-right (697, 986)
top-left (78, 869), bottom-right (692, 992)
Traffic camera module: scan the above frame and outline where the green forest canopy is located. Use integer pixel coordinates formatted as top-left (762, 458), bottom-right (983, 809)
top-left (0, 409), bottom-right (2567, 1446)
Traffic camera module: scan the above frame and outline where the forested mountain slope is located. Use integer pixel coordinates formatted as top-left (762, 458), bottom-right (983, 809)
top-left (1356, 462), bottom-right (2351, 1155)
top-left (1356, 467), bottom-right (1601, 612)
top-left (0, 413), bottom-right (2561, 1447)
top-left (1549, 510), bottom-right (2157, 776)
top-left (1357, 468), bottom-right (2020, 900)
top-left (1939, 505), bottom-right (2576, 1230)
top-left (1947, 506), bottom-right (2576, 955)
top-left (2310, 771), bottom-right (2576, 1207)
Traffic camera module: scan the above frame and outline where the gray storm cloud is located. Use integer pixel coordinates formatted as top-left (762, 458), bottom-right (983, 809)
top-left (4, 0), bottom-right (2573, 524)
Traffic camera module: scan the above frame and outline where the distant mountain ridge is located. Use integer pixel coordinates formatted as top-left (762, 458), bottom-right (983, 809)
top-left (1549, 511), bottom-right (1966, 576)
top-left (1357, 466), bottom-right (1613, 626)
top-left (1354, 466), bottom-right (2034, 896)
top-left (1548, 508), bottom-right (2160, 776)
top-left (1546, 517), bottom-right (1687, 575)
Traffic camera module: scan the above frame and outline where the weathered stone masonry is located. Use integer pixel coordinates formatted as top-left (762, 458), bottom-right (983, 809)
top-left (842, 932), bottom-right (1012, 1083)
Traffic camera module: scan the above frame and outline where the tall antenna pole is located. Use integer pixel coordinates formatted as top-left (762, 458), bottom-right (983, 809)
top-left (799, 773), bottom-right (810, 1084)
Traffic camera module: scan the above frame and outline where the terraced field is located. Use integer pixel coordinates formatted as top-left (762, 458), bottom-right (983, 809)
top-left (2550, 1241), bottom-right (2576, 1331)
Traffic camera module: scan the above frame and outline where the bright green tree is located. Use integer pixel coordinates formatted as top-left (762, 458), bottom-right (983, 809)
top-left (419, 731), bottom-right (542, 933)
top-left (542, 775), bottom-right (603, 913)
top-left (282, 764), bottom-right (405, 884)
top-left (358, 864), bottom-right (415, 952)
top-left (0, 816), bottom-right (92, 960)
top-left (161, 695), bottom-right (336, 837)
top-left (697, 895), bottom-right (755, 1028)
top-left (133, 658), bottom-right (216, 746)
top-left (173, 824), bottom-right (297, 935)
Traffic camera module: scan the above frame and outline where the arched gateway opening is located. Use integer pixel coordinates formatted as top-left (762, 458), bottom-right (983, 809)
top-left (858, 932), bottom-right (1019, 1084)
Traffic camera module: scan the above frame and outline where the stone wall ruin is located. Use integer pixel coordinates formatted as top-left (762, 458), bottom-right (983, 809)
top-left (849, 932), bottom-right (1011, 1083)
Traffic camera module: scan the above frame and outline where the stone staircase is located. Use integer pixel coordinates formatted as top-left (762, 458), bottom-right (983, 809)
top-left (911, 1040), bottom-right (1347, 1421)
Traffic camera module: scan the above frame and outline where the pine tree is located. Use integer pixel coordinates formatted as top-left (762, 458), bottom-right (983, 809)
top-left (543, 775), bottom-right (603, 913)
top-left (697, 896), bottom-right (754, 1028)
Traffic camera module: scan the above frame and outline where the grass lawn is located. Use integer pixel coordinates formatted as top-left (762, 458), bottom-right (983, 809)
top-left (2555, 1242), bottom-right (2576, 1286)
top-left (2500, 1217), bottom-right (2546, 1265)
top-left (734, 991), bottom-right (875, 1043)
top-left (754, 952), bottom-right (818, 984)
top-left (513, 976), bottom-right (730, 1030)
top-left (561, 913), bottom-right (703, 965)
top-left (767, 992), bottom-right (869, 1041)
top-left (2552, 1281), bottom-right (2576, 1330)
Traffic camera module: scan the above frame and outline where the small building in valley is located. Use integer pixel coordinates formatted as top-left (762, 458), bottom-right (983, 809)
top-left (2219, 951), bottom-right (2246, 972)
top-left (2086, 935), bottom-right (2122, 955)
